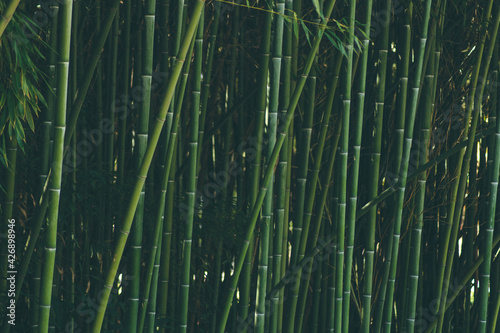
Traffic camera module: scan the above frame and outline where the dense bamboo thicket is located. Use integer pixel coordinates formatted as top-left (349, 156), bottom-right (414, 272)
top-left (1, 0), bottom-right (500, 332)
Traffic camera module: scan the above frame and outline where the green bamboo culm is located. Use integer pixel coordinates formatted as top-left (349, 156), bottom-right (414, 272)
top-left (404, 35), bottom-right (436, 333)
top-left (489, 69), bottom-right (500, 333)
top-left (366, 0), bottom-right (393, 331)
top-left (287, 29), bottom-right (317, 333)
top-left (126, 0), bottom-right (156, 328)
top-left (0, 0), bottom-right (20, 39)
top-left (271, 0), bottom-right (292, 328)
top-left (476, 4), bottom-right (500, 331)
top-left (380, 3), bottom-right (412, 329)
top-left (37, 0), bottom-right (73, 330)
top-left (90, 2), bottom-right (205, 330)
top-left (117, 0), bottom-right (132, 185)
top-left (354, 1), bottom-right (374, 331)
top-left (24, 5), bottom-right (58, 328)
top-left (179, 7), bottom-right (203, 332)
top-left (146, 218), bottom-right (163, 333)
top-left (253, 0), bottom-right (280, 331)
top-left (156, 0), bottom-right (172, 327)
top-left (253, 0), bottom-right (273, 328)
top-left (196, 0), bottom-right (219, 172)
top-left (340, 0), bottom-right (356, 330)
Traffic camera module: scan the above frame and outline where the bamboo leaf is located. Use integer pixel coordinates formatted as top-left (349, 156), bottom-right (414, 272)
top-left (300, 19), bottom-right (311, 46)
top-left (25, 103), bottom-right (35, 132)
top-left (313, 0), bottom-right (325, 23)
top-left (293, 12), bottom-right (299, 41)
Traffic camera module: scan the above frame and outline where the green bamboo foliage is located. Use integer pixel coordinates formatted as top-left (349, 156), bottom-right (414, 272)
top-left (37, 0), bottom-right (73, 330)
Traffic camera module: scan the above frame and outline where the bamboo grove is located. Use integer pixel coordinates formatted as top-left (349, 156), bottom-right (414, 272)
top-left (1, 0), bottom-right (500, 332)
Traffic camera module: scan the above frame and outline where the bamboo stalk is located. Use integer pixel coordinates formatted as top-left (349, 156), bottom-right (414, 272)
top-left (178, 8), bottom-right (202, 331)
top-left (90, 3), bottom-right (205, 330)
top-left (404, 35), bottom-right (436, 333)
top-left (294, 50), bottom-right (343, 328)
top-left (253, 0), bottom-right (273, 329)
top-left (339, 0), bottom-right (357, 330)
top-left (216, 1), bottom-right (338, 331)
top-left (37, 0), bottom-right (73, 330)
top-left (126, 0), bottom-right (156, 328)
top-left (0, 0), bottom-right (20, 39)
top-left (435, 3), bottom-right (499, 331)
top-left (367, 0), bottom-right (393, 331)
top-left (381, 1), bottom-right (432, 330)
top-left (477, 5), bottom-right (500, 332)
top-left (255, 0), bottom-right (282, 331)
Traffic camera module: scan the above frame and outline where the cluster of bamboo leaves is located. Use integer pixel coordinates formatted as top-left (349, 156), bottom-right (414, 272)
top-left (1, 0), bottom-right (500, 332)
